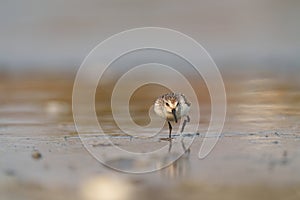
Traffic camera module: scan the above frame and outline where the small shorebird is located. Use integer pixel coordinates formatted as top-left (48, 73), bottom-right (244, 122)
top-left (154, 93), bottom-right (191, 139)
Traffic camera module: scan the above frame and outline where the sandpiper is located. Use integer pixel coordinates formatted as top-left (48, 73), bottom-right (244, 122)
top-left (154, 93), bottom-right (191, 139)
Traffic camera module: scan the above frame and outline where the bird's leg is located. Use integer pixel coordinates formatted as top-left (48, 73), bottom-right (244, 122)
top-left (168, 121), bottom-right (172, 139)
top-left (180, 116), bottom-right (191, 154)
top-left (180, 115), bottom-right (190, 133)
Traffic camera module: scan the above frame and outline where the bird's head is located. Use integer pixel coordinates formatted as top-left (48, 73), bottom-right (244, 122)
top-left (163, 99), bottom-right (179, 123)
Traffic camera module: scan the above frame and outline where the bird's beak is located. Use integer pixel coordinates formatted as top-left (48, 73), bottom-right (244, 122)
top-left (172, 109), bottom-right (177, 123)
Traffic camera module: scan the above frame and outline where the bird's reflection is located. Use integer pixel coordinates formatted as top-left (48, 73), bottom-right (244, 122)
top-left (162, 139), bottom-right (191, 179)
top-left (102, 136), bottom-right (193, 174)
top-left (167, 138), bottom-right (190, 154)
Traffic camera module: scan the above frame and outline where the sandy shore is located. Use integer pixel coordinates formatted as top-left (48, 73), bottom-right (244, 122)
top-left (0, 75), bottom-right (300, 200)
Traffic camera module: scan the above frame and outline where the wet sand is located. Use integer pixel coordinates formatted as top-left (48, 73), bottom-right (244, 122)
top-left (0, 72), bottom-right (300, 200)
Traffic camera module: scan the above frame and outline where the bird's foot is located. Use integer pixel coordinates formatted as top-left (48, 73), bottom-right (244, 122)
top-left (160, 137), bottom-right (174, 141)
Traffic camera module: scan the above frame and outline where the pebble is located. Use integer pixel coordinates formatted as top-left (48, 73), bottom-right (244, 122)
top-left (31, 150), bottom-right (42, 160)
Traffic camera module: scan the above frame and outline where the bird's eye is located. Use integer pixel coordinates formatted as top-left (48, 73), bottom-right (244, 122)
top-left (165, 102), bottom-right (170, 107)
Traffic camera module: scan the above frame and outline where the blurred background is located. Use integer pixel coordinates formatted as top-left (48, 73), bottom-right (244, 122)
top-left (1, 1), bottom-right (300, 200)
top-left (0, 0), bottom-right (299, 74)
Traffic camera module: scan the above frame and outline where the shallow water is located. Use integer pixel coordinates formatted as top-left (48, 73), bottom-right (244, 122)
top-left (0, 71), bottom-right (300, 199)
